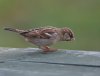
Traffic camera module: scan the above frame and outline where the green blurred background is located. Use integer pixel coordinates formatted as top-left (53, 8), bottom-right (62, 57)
top-left (0, 0), bottom-right (100, 51)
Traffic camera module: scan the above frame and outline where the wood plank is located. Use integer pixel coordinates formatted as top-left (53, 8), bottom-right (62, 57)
top-left (0, 47), bottom-right (100, 76)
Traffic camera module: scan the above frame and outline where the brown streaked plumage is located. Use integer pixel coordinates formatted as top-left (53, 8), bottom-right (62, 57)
top-left (4, 26), bottom-right (75, 53)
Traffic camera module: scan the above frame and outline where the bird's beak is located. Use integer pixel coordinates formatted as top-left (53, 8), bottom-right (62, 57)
top-left (70, 38), bottom-right (75, 41)
top-left (66, 38), bottom-right (75, 41)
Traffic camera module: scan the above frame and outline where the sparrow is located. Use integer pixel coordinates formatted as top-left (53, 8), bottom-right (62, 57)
top-left (4, 26), bottom-right (75, 53)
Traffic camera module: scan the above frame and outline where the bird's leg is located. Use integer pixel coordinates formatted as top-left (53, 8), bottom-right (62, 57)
top-left (40, 46), bottom-right (57, 53)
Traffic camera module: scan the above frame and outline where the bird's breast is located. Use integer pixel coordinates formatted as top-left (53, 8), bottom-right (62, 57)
top-left (26, 32), bottom-right (60, 46)
top-left (29, 38), bottom-right (57, 46)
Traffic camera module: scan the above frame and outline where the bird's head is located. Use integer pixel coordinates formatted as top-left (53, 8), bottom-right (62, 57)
top-left (61, 27), bottom-right (75, 41)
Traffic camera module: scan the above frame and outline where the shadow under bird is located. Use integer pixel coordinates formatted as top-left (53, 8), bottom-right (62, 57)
top-left (4, 26), bottom-right (75, 53)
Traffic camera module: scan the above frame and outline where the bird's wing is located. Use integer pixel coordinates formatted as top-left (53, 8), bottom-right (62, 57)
top-left (39, 28), bottom-right (57, 39)
top-left (20, 28), bottom-right (57, 39)
top-left (20, 30), bottom-right (40, 38)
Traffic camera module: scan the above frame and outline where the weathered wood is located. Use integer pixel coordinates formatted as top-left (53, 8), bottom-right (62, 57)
top-left (0, 47), bottom-right (100, 76)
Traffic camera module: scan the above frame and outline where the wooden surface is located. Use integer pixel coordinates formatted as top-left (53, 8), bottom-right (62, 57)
top-left (0, 47), bottom-right (100, 76)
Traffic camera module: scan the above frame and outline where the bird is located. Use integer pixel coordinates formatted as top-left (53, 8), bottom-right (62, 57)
top-left (4, 26), bottom-right (75, 53)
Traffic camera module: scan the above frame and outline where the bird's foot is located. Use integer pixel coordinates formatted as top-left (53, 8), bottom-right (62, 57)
top-left (40, 46), bottom-right (57, 53)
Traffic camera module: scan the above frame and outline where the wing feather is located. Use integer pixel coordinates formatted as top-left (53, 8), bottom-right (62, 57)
top-left (20, 27), bottom-right (57, 39)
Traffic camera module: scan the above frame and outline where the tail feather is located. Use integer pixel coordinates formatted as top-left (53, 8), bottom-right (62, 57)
top-left (4, 27), bottom-right (25, 33)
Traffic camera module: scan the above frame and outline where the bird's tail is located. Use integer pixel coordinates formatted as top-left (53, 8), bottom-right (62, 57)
top-left (4, 27), bottom-right (25, 33)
